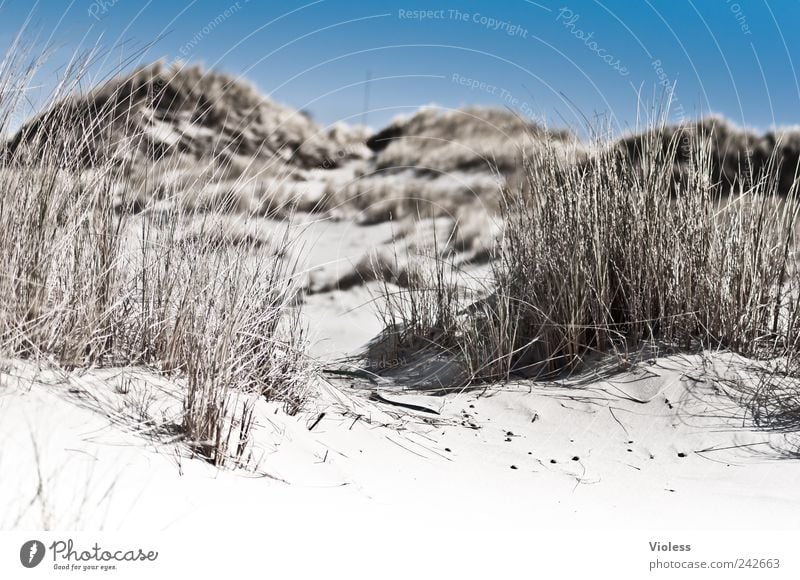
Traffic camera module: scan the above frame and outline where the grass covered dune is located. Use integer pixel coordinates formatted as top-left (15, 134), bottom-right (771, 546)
top-left (2, 48), bottom-right (800, 481)
top-left (368, 128), bottom-right (800, 445)
top-left (0, 55), bottom-right (315, 469)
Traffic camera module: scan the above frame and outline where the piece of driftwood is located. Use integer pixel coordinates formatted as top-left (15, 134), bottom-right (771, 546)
top-left (368, 392), bottom-right (440, 415)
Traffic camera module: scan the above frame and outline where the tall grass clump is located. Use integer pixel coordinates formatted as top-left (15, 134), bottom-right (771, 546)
top-left (478, 125), bottom-right (800, 379)
top-left (373, 121), bottom-right (800, 385)
top-left (370, 238), bottom-right (463, 365)
top-left (133, 213), bottom-right (311, 466)
top-left (0, 48), bottom-right (312, 467)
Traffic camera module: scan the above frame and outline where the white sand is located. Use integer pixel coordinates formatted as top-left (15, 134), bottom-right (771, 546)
top-left (2, 349), bottom-right (799, 533)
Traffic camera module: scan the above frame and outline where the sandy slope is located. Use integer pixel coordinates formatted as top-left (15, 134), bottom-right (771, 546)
top-left (2, 346), bottom-right (799, 532)
top-left (291, 216), bottom-right (393, 359)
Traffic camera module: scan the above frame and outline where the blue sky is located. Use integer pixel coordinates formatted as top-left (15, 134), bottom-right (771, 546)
top-left (3, 0), bottom-right (800, 135)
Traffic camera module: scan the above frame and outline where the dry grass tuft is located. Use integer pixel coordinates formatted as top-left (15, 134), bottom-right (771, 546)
top-left (372, 120), bottom-right (800, 389)
top-left (0, 50), bottom-right (313, 468)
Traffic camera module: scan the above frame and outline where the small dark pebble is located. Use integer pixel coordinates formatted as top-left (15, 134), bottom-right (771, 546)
top-left (469, 404), bottom-right (475, 408)
top-left (505, 437), bottom-right (512, 442)
top-left (528, 451), bottom-right (532, 455)
top-left (571, 456), bottom-right (580, 461)
top-left (444, 448), bottom-right (451, 452)
top-left (666, 489), bottom-right (676, 493)
top-left (627, 449), bottom-right (633, 453)
top-left (627, 440), bottom-right (634, 444)
top-left (510, 465), bottom-right (518, 470)
top-left (506, 431), bottom-right (515, 437)
top-left (550, 459), bottom-right (557, 464)
top-left (677, 452), bottom-right (687, 458)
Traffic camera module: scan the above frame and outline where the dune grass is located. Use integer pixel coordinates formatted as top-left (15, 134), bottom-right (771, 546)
top-left (374, 122), bottom-right (800, 388)
top-left (0, 51), bottom-right (312, 468)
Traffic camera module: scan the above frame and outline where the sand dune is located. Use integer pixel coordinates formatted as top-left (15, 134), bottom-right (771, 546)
top-left (3, 350), bottom-right (799, 531)
top-left (3, 60), bottom-right (800, 552)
